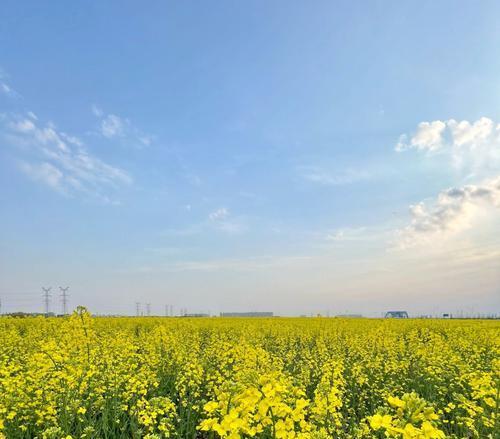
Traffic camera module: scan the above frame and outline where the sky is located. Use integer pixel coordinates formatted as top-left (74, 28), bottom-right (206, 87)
top-left (1, 1), bottom-right (499, 317)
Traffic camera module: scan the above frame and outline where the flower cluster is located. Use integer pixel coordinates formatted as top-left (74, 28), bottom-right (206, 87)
top-left (199, 372), bottom-right (311, 438)
top-left (368, 393), bottom-right (445, 438)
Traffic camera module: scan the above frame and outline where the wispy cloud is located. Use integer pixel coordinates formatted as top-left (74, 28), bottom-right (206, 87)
top-left (216, 221), bottom-right (246, 234)
top-left (161, 224), bottom-right (204, 237)
top-left (299, 166), bottom-right (371, 186)
top-left (20, 162), bottom-right (65, 193)
top-left (208, 207), bottom-right (229, 221)
top-left (92, 104), bottom-right (153, 147)
top-left (124, 255), bottom-right (312, 274)
top-left (101, 114), bottom-right (125, 139)
top-left (0, 68), bottom-right (19, 98)
top-left (2, 112), bottom-right (131, 203)
top-left (1, 81), bottom-right (13, 96)
top-left (326, 227), bottom-right (368, 242)
top-left (161, 207), bottom-right (246, 237)
top-left (208, 207), bottom-right (246, 234)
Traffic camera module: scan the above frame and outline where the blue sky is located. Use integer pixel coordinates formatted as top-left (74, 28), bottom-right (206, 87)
top-left (1, 1), bottom-right (499, 316)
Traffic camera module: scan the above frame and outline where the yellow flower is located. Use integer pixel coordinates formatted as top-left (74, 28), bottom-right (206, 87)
top-left (388, 396), bottom-right (405, 408)
top-left (369, 414), bottom-right (393, 430)
top-left (204, 401), bottom-right (219, 413)
top-left (421, 421), bottom-right (445, 439)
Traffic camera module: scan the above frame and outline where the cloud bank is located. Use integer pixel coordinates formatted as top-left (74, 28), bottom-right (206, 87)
top-left (399, 176), bottom-right (500, 247)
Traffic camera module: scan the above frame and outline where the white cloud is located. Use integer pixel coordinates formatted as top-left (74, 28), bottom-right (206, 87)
top-left (396, 117), bottom-right (500, 247)
top-left (396, 120), bottom-right (446, 152)
top-left (447, 117), bottom-right (494, 148)
top-left (209, 207), bottom-right (229, 221)
top-left (3, 113), bottom-right (132, 201)
top-left (92, 105), bottom-right (152, 147)
top-left (399, 176), bottom-right (500, 247)
top-left (396, 117), bottom-right (500, 175)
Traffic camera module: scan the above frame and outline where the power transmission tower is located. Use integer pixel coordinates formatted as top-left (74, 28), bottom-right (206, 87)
top-left (146, 303), bottom-right (151, 317)
top-left (169, 305), bottom-right (173, 316)
top-left (42, 287), bottom-right (52, 316)
top-left (165, 304), bottom-right (169, 317)
top-left (135, 302), bottom-right (141, 317)
top-left (59, 286), bottom-right (69, 315)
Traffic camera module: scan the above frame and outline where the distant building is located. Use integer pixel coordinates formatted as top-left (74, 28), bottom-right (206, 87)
top-left (220, 312), bottom-right (274, 317)
top-left (384, 311), bottom-right (409, 318)
top-left (3, 312), bottom-right (55, 318)
top-left (335, 314), bottom-right (363, 318)
top-left (183, 313), bottom-right (209, 318)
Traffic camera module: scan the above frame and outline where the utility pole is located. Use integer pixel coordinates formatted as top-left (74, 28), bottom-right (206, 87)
top-left (146, 303), bottom-right (151, 317)
top-left (135, 302), bottom-right (141, 317)
top-left (59, 286), bottom-right (69, 315)
top-left (42, 287), bottom-right (52, 316)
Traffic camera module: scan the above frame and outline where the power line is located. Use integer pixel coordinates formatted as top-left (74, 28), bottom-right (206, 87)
top-left (59, 287), bottom-right (69, 315)
top-left (0, 292), bottom-right (43, 296)
top-left (42, 287), bottom-right (52, 316)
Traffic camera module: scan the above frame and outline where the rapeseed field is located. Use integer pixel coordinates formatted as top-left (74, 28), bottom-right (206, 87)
top-left (0, 308), bottom-right (498, 439)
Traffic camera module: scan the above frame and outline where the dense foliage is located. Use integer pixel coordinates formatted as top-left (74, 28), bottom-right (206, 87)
top-left (0, 309), bottom-right (498, 438)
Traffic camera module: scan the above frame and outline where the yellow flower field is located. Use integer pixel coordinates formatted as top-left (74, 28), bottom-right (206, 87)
top-left (0, 308), bottom-right (498, 439)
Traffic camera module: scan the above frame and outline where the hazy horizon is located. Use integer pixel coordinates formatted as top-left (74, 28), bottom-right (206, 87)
top-left (1, 1), bottom-right (499, 316)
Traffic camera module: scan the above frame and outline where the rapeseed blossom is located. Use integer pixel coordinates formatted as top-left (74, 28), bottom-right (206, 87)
top-left (0, 308), bottom-right (498, 438)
